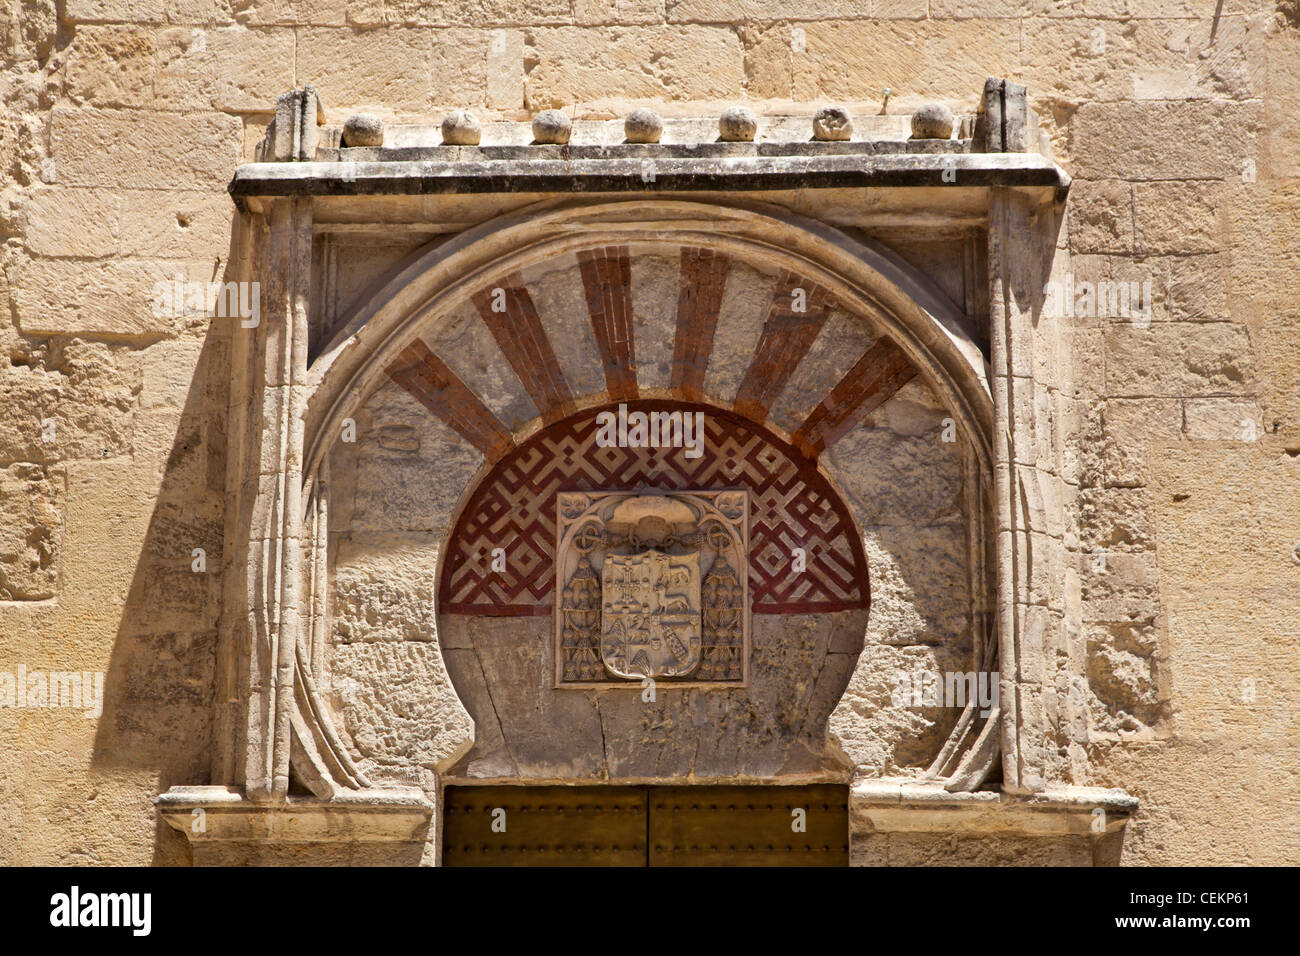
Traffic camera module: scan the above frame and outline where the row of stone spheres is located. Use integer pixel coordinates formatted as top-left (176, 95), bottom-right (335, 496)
top-left (339, 103), bottom-right (959, 148)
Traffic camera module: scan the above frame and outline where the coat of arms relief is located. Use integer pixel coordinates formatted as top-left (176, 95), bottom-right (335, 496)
top-left (555, 491), bottom-right (748, 685)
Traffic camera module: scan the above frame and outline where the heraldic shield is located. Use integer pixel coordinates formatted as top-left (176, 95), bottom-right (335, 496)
top-left (600, 550), bottom-right (702, 679)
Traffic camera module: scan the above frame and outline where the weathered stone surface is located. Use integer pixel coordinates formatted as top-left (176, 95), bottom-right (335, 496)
top-left (423, 299), bottom-right (539, 430)
top-left (295, 27), bottom-right (485, 112)
top-left (521, 253), bottom-right (607, 400)
top-left (342, 113), bottom-right (384, 147)
top-left (793, 20), bottom-right (1020, 102)
top-left (530, 108), bottom-right (571, 144)
top-left (1076, 486), bottom-right (1156, 552)
top-left (1070, 101), bottom-right (1261, 180)
top-left (50, 108), bottom-right (240, 189)
top-left (0, 464), bottom-right (63, 601)
top-left (62, 0), bottom-right (165, 23)
top-left (440, 109), bottom-right (481, 146)
top-left (827, 423), bottom-right (964, 528)
top-left (1094, 398), bottom-right (1181, 487)
top-left (910, 102), bottom-right (954, 139)
top-left (626, 250), bottom-right (677, 390)
top-left (1133, 181), bottom-right (1222, 255)
top-left (441, 610), bottom-right (868, 781)
top-left (23, 188), bottom-right (120, 257)
top-left (1103, 322), bottom-right (1255, 398)
top-left (62, 27), bottom-right (156, 108)
top-left (524, 26), bottom-right (743, 108)
top-left (486, 27), bottom-right (525, 109)
top-left (767, 307), bottom-right (876, 434)
top-left (332, 544), bottom-right (439, 644)
top-left (338, 381), bottom-right (483, 534)
top-left (702, 260), bottom-right (778, 402)
top-left (117, 189), bottom-right (232, 260)
top-left (1183, 397), bottom-right (1263, 442)
top-left (11, 256), bottom-right (187, 338)
top-left (332, 642), bottom-right (473, 769)
top-left (812, 105), bottom-right (852, 141)
top-left (718, 105), bottom-right (757, 142)
top-left (853, 831), bottom-right (1094, 867)
top-left (670, 0), bottom-right (926, 19)
top-left (0, 339), bottom-right (142, 466)
top-left (152, 26), bottom-right (296, 112)
top-left (623, 107), bottom-right (662, 143)
top-left (1066, 180), bottom-right (1133, 255)
top-left (831, 637), bottom-right (974, 774)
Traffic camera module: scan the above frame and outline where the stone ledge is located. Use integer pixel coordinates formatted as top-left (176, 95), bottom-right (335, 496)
top-left (156, 785), bottom-right (434, 844)
top-left (850, 777), bottom-right (1138, 836)
top-left (229, 152), bottom-right (1070, 207)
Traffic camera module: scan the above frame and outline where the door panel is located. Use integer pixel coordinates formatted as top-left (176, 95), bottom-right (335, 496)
top-left (442, 786), bottom-right (647, 867)
top-left (442, 784), bottom-right (848, 866)
top-left (648, 785), bottom-right (848, 867)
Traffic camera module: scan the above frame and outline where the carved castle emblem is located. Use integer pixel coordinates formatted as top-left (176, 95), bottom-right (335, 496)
top-left (555, 491), bottom-right (748, 685)
top-left (602, 549), bottom-right (701, 679)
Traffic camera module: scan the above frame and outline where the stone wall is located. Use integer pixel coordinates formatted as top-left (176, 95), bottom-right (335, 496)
top-left (1, 0), bottom-right (1297, 864)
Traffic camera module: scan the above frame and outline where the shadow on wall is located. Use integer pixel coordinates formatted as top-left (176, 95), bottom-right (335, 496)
top-left (89, 310), bottom-right (231, 865)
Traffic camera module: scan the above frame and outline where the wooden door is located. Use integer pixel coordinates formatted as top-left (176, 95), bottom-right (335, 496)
top-left (442, 784), bottom-right (848, 866)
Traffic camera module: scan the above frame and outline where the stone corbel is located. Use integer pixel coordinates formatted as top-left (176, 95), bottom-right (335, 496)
top-left (850, 776), bottom-right (1137, 866)
top-left (156, 786), bottom-right (433, 866)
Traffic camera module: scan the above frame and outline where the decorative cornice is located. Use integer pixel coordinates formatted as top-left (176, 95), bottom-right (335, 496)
top-left (230, 152), bottom-right (1069, 210)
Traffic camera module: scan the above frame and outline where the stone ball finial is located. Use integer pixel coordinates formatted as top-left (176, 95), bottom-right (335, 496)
top-left (532, 109), bottom-right (572, 145)
top-left (718, 106), bottom-right (758, 142)
top-left (911, 102), bottom-right (955, 140)
top-left (341, 113), bottom-right (383, 148)
top-left (624, 108), bottom-right (663, 144)
top-left (441, 109), bottom-right (481, 146)
top-left (812, 106), bottom-right (852, 142)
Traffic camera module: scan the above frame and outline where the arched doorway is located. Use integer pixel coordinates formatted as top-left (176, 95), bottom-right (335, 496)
top-left (170, 196), bottom-right (1005, 864)
top-left (295, 205), bottom-right (995, 863)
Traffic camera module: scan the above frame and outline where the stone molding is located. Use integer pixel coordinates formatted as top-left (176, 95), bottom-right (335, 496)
top-left (156, 786), bottom-right (433, 866)
top-left (850, 776), bottom-right (1136, 864)
top-left (230, 152), bottom-right (1069, 208)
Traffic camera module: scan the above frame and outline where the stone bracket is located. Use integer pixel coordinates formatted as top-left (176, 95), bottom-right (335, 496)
top-left (851, 777), bottom-right (1138, 865)
top-left (156, 786), bottom-right (434, 865)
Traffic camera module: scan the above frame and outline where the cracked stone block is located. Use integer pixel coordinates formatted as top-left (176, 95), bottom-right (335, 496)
top-left (0, 463), bottom-right (62, 600)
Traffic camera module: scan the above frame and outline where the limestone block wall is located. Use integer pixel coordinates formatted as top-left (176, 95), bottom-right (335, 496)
top-left (1, 0), bottom-right (1297, 865)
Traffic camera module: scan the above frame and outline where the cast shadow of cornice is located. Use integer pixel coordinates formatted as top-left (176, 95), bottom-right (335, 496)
top-left (89, 309), bottom-right (232, 866)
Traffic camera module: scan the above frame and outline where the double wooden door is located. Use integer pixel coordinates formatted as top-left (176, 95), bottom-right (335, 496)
top-left (442, 784), bottom-right (848, 866)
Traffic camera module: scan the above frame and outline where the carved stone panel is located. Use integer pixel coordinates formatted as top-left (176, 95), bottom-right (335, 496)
top-left (555, 490), bottom-right (748, 685)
